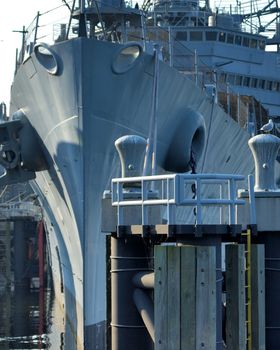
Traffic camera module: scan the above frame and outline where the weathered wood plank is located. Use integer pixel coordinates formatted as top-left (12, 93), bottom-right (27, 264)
top-left (225, 244), bottom-right (246, 350)
top-left (167, 246), bottom-right (181, 350)
top-left (196, 246), bottom-right (216, 350)
top-left (154, 246), bottom-right (168, 350)
top-left (251, 244), bottom-right (266, 350)
top-left (155, 245), bottom-right (217, 350)
top-left (181, 246), bottom-right (196, 349)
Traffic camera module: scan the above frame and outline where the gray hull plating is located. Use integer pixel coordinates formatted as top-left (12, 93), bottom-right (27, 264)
top-left (10, 37), bottom-right (254, 348)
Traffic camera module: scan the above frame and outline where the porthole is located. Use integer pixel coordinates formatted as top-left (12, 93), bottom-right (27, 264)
top-left (112, 43), bottom-right (142, 74)
top-left (34, 43), bottom-right (59, 75)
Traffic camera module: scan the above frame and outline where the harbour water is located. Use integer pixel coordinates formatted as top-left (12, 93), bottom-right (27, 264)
top-left (0, 281), bottom-right (66, 349)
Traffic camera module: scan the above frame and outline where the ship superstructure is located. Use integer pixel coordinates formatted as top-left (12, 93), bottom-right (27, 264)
top-left (66, 0), bottom-right (280, 119)
top-left (17, 1), bottom-right (280, 119)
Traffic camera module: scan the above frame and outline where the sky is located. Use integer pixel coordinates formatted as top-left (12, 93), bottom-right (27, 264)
top-left (0, 0), bottom-right (69, 106)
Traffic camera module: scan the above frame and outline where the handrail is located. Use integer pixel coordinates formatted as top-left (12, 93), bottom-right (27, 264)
top-left (112, 173), bottom-right (248, 226)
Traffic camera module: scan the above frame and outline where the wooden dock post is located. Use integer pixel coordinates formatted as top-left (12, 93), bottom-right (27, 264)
top-left (225, 243), bottom-right (265, 350)
top-left (154, 245), bottom-right (216, 350)
top-left (251, 244), bottom-right (265, 350)
top-left (225, 244), bottom-right (246, 350)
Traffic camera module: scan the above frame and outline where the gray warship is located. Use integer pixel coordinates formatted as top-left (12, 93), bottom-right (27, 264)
top-left (0, 0), bottom-right (279, 348)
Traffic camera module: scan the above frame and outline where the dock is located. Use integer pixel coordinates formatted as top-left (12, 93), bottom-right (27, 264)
top-left (102, 133), bottom-right (280, 350)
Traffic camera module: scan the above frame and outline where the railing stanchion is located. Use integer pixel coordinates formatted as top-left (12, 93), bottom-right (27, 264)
top-left (142, 179), bottom-right (148, 225)
top-left (228, 178), bottom-right (235, 225)
top-left (248, 174), bottom-right (256, 225)
top-left (117, 181), bottom-right (123, 225)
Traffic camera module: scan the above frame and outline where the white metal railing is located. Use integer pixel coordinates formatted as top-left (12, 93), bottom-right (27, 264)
top-left (112, 173), bottom-right (255, 226)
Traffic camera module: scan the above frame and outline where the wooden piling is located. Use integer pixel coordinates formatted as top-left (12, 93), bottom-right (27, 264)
top-left (154, 245), bottom-right (216, 350)
top-left (251, 244), bottom-right (265, 350)
top-left (225, 244), bottom-right (246, 350)
top-left (225, 243), bottom-right (265, 350)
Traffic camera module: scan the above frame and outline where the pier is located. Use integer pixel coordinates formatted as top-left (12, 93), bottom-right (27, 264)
top-left (102, 133), bottom-right (280, 350)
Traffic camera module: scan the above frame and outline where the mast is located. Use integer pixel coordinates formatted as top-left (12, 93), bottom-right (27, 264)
top-left (80, 0), bottom-right (85, 13)
top-left (12, 26), bottom-right (28, 65)
top-left (78, 0), bottom-right (87, 37)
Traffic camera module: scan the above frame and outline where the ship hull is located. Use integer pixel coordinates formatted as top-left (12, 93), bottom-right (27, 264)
top-left (10, 37), bottom-right (254, 348)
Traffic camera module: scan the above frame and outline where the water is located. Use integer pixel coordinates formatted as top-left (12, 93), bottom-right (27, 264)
top-left (0, 282), bottom-right (65, 349)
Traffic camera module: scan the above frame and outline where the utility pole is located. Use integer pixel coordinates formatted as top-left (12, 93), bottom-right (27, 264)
top-left (13, 26), bottom-right (28, 63)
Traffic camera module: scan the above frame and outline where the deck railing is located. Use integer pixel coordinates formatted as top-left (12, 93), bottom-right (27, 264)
top-left (112, 173), bottom-right (255, 226)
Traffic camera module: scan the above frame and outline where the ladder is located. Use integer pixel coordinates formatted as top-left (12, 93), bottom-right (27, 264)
top-left (242, 228), bottom-right (252, 350)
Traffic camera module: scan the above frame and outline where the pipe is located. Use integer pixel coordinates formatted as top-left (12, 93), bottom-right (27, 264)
top-left (133, 272), bottom-right (154, 289)
top-left (111, 236), bottom-right (153, 350)
top-left (133, 288), bottom-right (155, 342)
